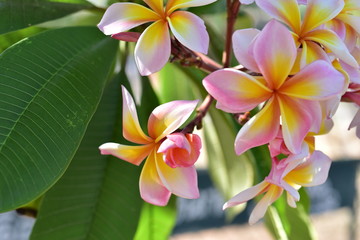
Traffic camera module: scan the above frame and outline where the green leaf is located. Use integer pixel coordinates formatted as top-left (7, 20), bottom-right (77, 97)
top-left (0, 26), bottom-right (118, 211)
top-left (203, 107), bottom-right (255, 221)
top-left (155, 63), bottom-right (202, 103)
top-left (31, 73), bottom-right (144, 240)
top-left (0, 0), bottom-right (92, 34)
top-left (0, 27), bottom-right (46, 53)
top-left (134, 197), bottom-right (177, 240)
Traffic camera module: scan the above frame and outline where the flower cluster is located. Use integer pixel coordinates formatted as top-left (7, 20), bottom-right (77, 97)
top-left (98, 0), bottom-right (360, 224)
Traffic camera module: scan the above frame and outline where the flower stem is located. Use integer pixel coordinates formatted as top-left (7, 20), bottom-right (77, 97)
top-left (222, 0), bottom-right (241, 68)
top-left (182, 94), bottom-right (214, 133)
top-left (170, 39), bottom-right (221, 73)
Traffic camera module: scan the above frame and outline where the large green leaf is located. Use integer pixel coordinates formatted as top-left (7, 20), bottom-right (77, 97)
top-left (0, 27), bottom-right (46, 53)
top-left (31, 73), bottom-right (145, 240)
top-left (134, 197), bottom-right (177, 240)
top-left (0, 0), bottom-right (92, 34)
top-left (0, 26), bottom-right (117, 211)
top-left (203, 107), bottom-right (255, 221)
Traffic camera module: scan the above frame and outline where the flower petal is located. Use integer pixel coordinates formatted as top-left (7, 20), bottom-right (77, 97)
top-left (232, 28), bottom-right (261, 72)
top-left (203, 69), bottom-right (272, 113)
top-left (336, 14), bottom-right (360, 35)
top-left (340, 61), bottom-right (360, 84)
top-left (223, 181), bottom-right (269, 209)
top-left (255, 0), bottom-right (301, 33)
top-left (301, 0), bottom-right (344, 34)
top-left (249, 184), bottom-right (283, 225)
top-left (304, 29), bottom-right (359, 68)
top-left (343, 0), bottom-right (360, 10)
top-left (235, 97), bottom-right (280, 155)
top-left (168, 11), bottom-right (209, 54)
top-left (278, 95), bottom-right (317, 154)
top-left (287, 193), bottom-right (297, 208)
top-left (286, 151), bottom-right (332, 186)
top-left (253, 20), bottom-right (297, 89)
top-left (139, 151), bottom-right (172, 206)
top-left (134, 20), bottom-right (171, 76)
top-left (158, 133), bottom-right (191, 153)
top-left (299, 40), bottom-right (331, 69)
top-left (166, 0), bottom-right (216, 14)
top-left (279, 60), bottom-right (346, 100)
top-left (143, 0), bottom-right (164, 15)
top-left (148, 100), bottom-right (198, 142)
top-left (99, 142), bottom-right (153, 166)
top-left (281, 180), bottom-right (300, 201)
top-left (122, 86), bottom-right (153, 144)
top-left (155, 151), bottom-right (199, 199)
top-left (98, 3), bottom-right (159, 35)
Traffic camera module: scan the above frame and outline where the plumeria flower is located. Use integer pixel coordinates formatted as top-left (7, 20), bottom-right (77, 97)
top-left (223, 151), bottom-right (331, 224)
top-left (97, 0), bottom-right (215, 76)
top-left (255, 0), bottom-right (358, 69)
top-left (332, 0), bottom-right (360, 39)
top-left (99, 86), bottom-right (200, 206)
top-left (203, 20), bottom-right (346, 155)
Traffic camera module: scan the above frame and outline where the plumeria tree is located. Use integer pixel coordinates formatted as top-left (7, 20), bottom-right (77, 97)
top-left (0, 0), bottom-right (359, 239)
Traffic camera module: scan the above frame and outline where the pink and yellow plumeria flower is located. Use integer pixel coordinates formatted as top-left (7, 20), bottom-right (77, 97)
top-left (255, 0), bottom-right (358, 69)
top-left (99, 86), bottom-right (200, 206)
top-left (331, 0), bottom-right (360, 40)
top-left (203, 20), bottom-right (346, 155)
top-left (97, 0), bottom-right (215, 76)
top-left (223, 151), bottom-right (331, 224)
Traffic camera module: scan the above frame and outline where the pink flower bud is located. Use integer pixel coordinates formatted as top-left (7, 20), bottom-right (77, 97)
top-left (158, 133), bottom-right (202, 168)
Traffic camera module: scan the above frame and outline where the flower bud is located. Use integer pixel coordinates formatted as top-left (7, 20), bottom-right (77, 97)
top-left (158, 133), bottom-right (202, 168)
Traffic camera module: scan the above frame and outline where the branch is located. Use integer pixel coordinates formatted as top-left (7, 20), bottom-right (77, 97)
top-left (182, 95), bottom-right (214, 134)
top-left (170, 39), bottom-right (221, 73)
top-left (222, 0), bottom-right (241, 67)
